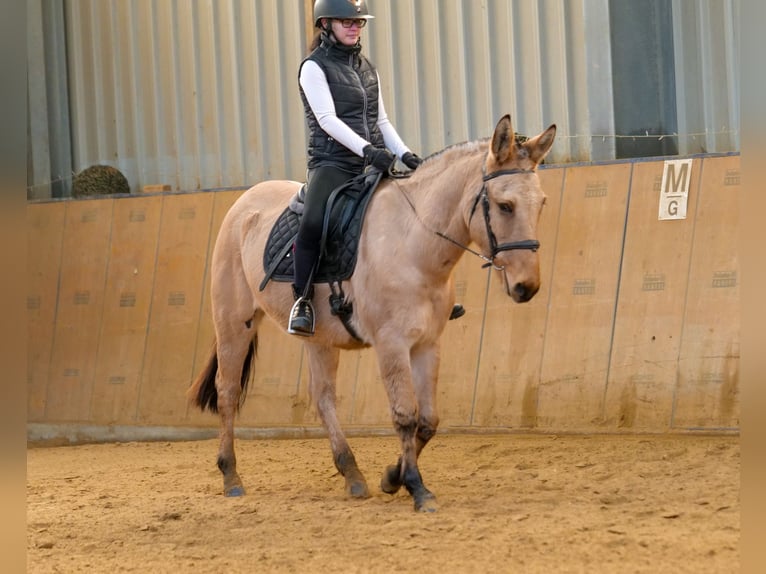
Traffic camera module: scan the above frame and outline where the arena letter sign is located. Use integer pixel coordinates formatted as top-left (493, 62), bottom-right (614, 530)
top-left (658, 159), bottom-right (693, 220)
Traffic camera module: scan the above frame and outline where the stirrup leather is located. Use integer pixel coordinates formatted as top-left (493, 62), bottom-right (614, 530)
top-left (287, 296), bottom-right (316, 336)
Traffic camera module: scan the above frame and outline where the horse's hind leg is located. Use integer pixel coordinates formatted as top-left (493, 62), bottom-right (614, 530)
top-left (214, 316), bottom-right (259, 497)
top-left (305, 342), bottom-right (370, 498)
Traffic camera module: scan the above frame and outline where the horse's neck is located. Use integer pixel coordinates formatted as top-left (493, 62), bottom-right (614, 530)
top-left (406, 149), bottom-right (482, 232)
top-left (395, 148), bottom-right (484, 275)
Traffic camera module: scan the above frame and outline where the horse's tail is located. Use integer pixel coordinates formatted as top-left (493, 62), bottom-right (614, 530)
top-left (187, 335), bottom-right (257, 413)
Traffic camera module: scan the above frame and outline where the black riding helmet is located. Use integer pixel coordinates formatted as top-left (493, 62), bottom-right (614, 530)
top-left (313, 0), bottom-right (374, 27)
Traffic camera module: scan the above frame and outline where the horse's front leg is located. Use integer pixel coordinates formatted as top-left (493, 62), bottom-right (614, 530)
top-left (305, 342), bottom-right (370, 498)
top-left (377, 343), bottom-right (438, 512)
top-left (380, 344), bottom-right (440, 505)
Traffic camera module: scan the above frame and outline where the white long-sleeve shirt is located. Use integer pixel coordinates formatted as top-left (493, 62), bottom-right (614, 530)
top-left (299, 59), bottom-right (411, 159)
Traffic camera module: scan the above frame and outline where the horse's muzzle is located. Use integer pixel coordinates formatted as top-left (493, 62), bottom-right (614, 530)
top-left (510, 281), bottom-right (539, 303)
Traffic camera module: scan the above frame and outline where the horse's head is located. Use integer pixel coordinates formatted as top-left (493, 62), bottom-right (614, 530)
top-left (469, 115), bottom-right (556, 303)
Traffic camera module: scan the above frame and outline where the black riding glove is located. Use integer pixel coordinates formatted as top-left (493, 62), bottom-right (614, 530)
top-left (363, 145), bottom-right (395, 173)
top-left (401, 152), bottom-right (423, 170)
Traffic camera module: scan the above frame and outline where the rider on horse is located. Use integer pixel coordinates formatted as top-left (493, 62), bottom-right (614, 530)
top-left (290, 0), bottom-right (462, 336)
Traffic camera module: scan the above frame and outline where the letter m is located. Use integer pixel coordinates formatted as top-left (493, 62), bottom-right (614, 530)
top-left (661, 159), bottom-right (693, 196)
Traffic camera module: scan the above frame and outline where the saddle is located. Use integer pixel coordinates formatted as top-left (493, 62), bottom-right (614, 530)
top-left (260, 169), bottom-right (382, 289)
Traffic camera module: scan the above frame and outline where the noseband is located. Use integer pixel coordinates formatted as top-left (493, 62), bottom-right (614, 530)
top-left (463, 167), bottom-right (540, 269)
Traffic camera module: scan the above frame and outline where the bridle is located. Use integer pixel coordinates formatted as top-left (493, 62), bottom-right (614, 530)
top-left (399, 164), bottom-right (540, 270)
top-left (464, 167), bottom-right (541, 269)
top-left (395, 163), bottom-right (540, 270)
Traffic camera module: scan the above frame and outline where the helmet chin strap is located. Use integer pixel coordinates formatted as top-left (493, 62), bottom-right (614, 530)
top-left (319, 21), bottom-right (338, 44)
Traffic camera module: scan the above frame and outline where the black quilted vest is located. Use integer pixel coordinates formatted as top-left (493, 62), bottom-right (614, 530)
top-left (300, 35), bottom-right (385, 170)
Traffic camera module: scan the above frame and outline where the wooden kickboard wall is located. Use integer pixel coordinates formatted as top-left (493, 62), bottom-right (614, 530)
top-left (27, 155), bottom-right (740, 437)
top-left (601, 161), bottom-right (700, 430)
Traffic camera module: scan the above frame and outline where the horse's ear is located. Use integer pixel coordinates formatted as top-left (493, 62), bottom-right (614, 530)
top-left (524, 124), bottom-right (557, 165)
top-left (490, 114), bottom-right (516, 164)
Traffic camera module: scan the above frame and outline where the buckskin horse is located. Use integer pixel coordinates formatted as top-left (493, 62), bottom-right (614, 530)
top-left (188, 115), bottom-right (556, 512)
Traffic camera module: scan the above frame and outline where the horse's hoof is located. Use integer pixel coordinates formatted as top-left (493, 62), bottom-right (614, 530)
top-left (342, 466), bottom-right (370, 499)
top-left (347, 480), bottom-right (371, 499)
top-left (414, 493), bottom-right (438, 513)
top-left (380, 464), bottom-right (402, 495)
top-left (224, 485), bottom-right (246, 497)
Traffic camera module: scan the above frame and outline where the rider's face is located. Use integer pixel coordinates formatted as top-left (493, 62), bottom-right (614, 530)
top-left (330, 18), bottom-right (364, 46)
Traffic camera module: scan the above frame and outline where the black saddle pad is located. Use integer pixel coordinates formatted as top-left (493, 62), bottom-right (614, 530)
top-left (259, 171), bottom-right (382, 291)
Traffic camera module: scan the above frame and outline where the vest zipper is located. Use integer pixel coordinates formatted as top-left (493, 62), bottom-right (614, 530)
top-left (350, 53), bottom-right (371, 141)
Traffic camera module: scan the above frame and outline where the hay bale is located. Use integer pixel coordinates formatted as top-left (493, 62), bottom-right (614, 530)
top-left (72, 165), bottom-right (131, 198)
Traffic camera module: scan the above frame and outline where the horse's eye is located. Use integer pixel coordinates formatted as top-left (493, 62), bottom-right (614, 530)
top-left (499, 202), bottom-right (514, 214)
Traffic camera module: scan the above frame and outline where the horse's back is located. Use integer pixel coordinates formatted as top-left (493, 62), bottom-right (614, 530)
top-left (217, 180), bottom-right (299, 240)
top-left (231, 179), bottom-right (301, 216)
top-left (213, 179), bottom-right (300, 282)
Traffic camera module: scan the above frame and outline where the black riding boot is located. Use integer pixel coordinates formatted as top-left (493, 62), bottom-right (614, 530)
top-left (288, 240), bottom-right (318, 336)
top-left (288, 284), bottom-right (315, 336)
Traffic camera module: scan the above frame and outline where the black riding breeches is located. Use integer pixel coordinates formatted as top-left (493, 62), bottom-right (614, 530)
top-left (292, 165), bottom-right (359, 294)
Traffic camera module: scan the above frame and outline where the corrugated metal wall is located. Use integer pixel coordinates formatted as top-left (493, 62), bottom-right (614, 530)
top-left (673, 0), bottom-right (740, 155)
top-left (64, 0), bottom-right (308, 193)
top-left (27, 0), bottom-right (739, 197)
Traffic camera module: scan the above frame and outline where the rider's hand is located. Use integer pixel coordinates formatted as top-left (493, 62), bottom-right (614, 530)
top-left (401, 152), bottom-right (423, 170)
top-left (363, 145), bottom-right (396, 173)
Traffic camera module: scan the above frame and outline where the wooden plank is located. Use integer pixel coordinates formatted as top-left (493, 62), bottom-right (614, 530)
top-left (27, 158), bottom-right (741, 434)
top-left (471, 167), bottom-right (565, 428)
top-left (306, 346), bottom-right (360, 428)
top-left (90, 195), bottom-right (162, 424)
top-left (536, 163), bottom-right (631, 430)
top-left (45, 199), bottom-right (114, 421)
top-left (275, 323), bottom-right (362, 430)
top-left (238, 320), bottom-right (307, 426)
top-left (174, 189), bottom-right (309, 428)
top-left (27, 202), bottom-right (67, 421)
top-left (437, 254), bottom-right (491, 426)
top-left (136, 193), bottom-right (214, 424)
top-left (673, 155), bottom-right (740, 429)
top-left (349, 348), bottom-right (390, 427)
top-left (280, 344), bottom-right (370, 430)
top-left (141, 184), bottom-right (171, 193)
top-left (603, 159), bottom-right (701, 430)
top-left (185, 190), bottom-right (244, 426)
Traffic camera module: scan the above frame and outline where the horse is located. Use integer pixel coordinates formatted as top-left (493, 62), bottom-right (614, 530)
top-left (188, 115), bottom-right (556, 512)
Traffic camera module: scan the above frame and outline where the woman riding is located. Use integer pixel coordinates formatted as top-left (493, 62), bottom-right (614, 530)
top-left (290, 0), bottom-right (462, 336)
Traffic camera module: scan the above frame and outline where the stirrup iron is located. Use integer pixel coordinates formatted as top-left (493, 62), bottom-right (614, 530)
top-left (287, 262), bottom-right (317, 336)
top-left (288, 293), bottom-right (316, 336)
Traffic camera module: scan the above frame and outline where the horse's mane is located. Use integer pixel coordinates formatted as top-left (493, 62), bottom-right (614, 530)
top-left (422, 138), bottom-right (490, 166)
top-left (421, 132), bottom-right (530, 167)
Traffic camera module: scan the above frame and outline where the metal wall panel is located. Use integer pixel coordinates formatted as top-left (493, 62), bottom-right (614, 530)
top-left (27, 0), bottom-right (739, 196)
top-left (64, 0), bottom-right (309, 192)
top-left (673, 0), bottom-right (740, 154)
top-left (27, 0), bottom-right (72, 199)
top-left (365, 0), bottom-right (592, 164)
